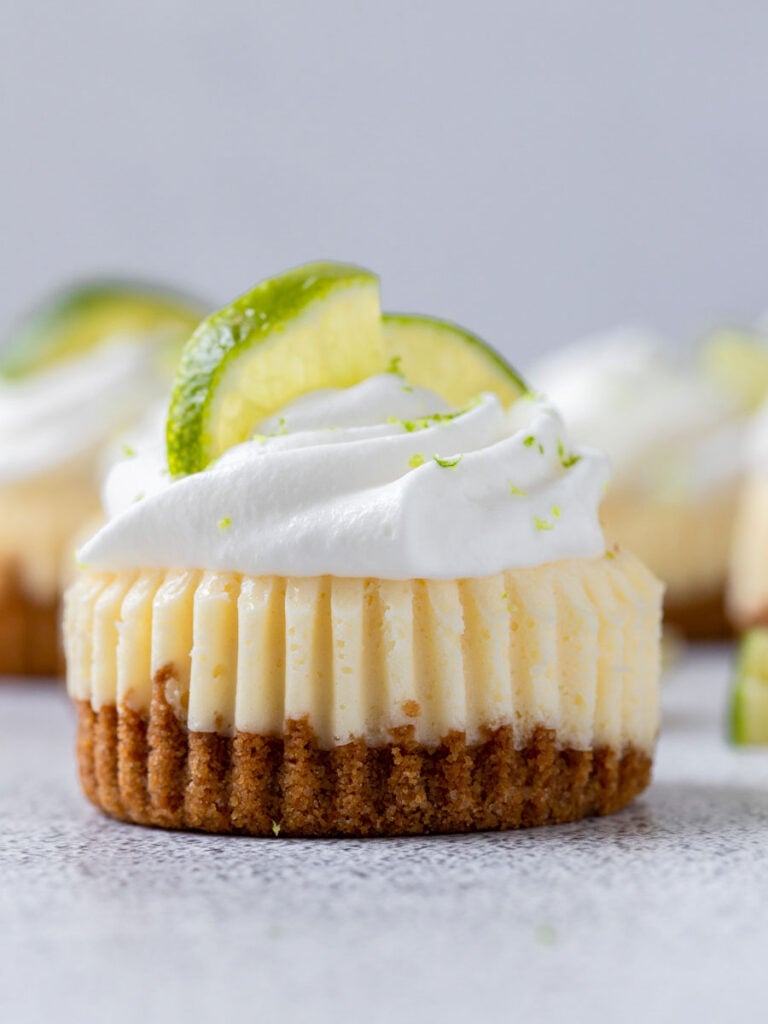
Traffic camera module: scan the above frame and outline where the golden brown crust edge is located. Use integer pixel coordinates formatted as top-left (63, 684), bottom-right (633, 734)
top-left (74, 683), bottom-right (653, 836)
top-left (0, 568), bottom-right (62, 677)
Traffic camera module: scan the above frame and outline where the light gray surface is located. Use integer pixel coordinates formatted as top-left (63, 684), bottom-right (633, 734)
top-left (1, 647), bottom-right (767, 1023)
top-left (3, 3), bottom-right (768, 361)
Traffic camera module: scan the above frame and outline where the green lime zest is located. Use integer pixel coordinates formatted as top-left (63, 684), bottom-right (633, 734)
top-left (433, 453), bottom-right (462, 468)
top-left (388, 410), bottom-right (462, 433)
top-left (408, 453), bottom-right (425, 469)
top-left (557, 439), bottom-right (581, 468)
top-left (218, 516), bottom-right (232, 531)
top-left (509, 483), bottom-right (527, 496)
top-left (534, 515), bottom-right (554, 532)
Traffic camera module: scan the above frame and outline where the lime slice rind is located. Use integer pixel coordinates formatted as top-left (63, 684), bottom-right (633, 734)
top-left (382, 312), bottom-right (529, 408)
top-left (729, 627), bottom-right (768, 745)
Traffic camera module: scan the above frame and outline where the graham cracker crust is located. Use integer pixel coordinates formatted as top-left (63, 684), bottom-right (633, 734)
top-left (0, 567), bottom-right (62, 677)
top-left (664, 586), bottom-right (733, 641)
top-left (74, 684), bottom-right (652, 836)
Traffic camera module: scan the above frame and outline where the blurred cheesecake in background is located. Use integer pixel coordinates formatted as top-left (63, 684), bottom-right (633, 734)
top-left (728, 398), bottom-right (768, 746)
top-left (0, 280), bottom-right (205, 676)
top-left (729, 398), bottom-right (768, 631)
top-left (724, 342), bottom-right (768, 745)
top-left (528, 328), bottom-right (753, 640)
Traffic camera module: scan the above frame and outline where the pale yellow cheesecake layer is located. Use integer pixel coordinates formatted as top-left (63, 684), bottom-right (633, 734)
top-left (601, 486), bottom-right (738, 602)
top-left (65, 550), bottom-right (662, 752)
top-left (729, 475), bottom-right (768, 628)
top-left (0, 466), bottom-right (101, 603)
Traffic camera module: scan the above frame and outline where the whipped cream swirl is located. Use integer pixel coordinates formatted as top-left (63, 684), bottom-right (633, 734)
top-left (0, 337), bottom-right (170, 485)
top-left (528, 329), bottom-right (747, 499)
top-left (81, 374), bottom-right (609, 579)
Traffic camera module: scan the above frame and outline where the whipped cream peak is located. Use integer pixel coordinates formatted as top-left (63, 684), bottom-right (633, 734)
top-left (82, 374), bottom-right (610, 579)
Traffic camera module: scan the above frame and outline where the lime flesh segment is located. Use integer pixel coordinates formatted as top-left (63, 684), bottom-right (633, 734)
top-left (0, 280), bottom-right (206, 381)
top-left (730, 628), bottom-right (768, 745)
top-left (382, 313), bottom-right (529, 408)
top-left (167, 262), bottom-right (384, 476)
top-left (701, 329), bottom-right (768, 413)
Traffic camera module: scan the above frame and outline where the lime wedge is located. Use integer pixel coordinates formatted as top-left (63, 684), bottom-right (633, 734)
top-left (0, 280), bottom-right (206, 381)
top-left (167, 262), bottom-right (384, 476)
top-left (701, 328), bottom-right (768, 413)
top-left (730, 628), bottom-right (768, 745)
top-left (165, 267), bottom-right (530, 477)
top-left (382, 313), bottom-right (529, 407)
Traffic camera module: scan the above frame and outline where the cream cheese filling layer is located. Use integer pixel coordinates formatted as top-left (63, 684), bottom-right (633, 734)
top-left (65, 550), bottom-right (662, 752)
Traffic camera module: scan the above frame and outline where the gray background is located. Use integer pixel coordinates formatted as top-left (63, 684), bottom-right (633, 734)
top-left (2, 1), bottom-right (768, 364)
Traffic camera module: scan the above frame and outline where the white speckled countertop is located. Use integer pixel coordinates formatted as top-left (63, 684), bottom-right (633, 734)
top-left (1, 647), bottom-right (767, 1024)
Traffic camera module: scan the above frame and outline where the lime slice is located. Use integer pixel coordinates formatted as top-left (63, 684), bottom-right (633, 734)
top-left (701, 328), bottom-right (768, 413)
top-left (167, 262), bottom-right (384, 476)
top-left (730, 627), bottom-right (768, 745)
top-left (0, 280), bottom-right (206, 381)
top-left (166, 268), bottom-right (530, 477)
top-left (382, 313), bottom-right (529, 407)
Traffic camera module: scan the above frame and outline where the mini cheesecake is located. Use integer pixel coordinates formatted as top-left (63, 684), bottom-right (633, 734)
top-left (0, 281), bottom-right (204, 677)
top-left (64, 263), bottom-right (663, 835)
